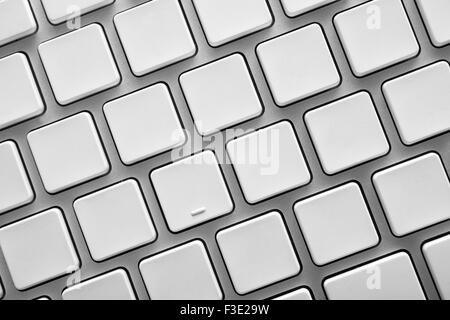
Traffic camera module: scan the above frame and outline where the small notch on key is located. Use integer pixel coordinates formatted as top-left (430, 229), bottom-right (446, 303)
top-left (191, 207), bottom-right (206, 216)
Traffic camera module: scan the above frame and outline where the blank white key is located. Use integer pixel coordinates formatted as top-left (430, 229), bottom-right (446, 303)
top-left (217, 212), bottom-right (300, 295)
top-left (0, 208), bottom-right (79, 290)
top-left (417, 0), bottom-right (450, 47)
top-left (28, 112), bottom-right (109, 194)
top-left (140, 240), bottom-right (222, 300)
top-left (423, 234), bottom-right (450, 299)
top-left (334, 0), bottom-right (419, 77)
top-left (74, 180), bottom-right (157, 261)
top-left (114, 0), bottom-right (196, 76)
top-left (193, 0), bottom-right (273, 47)
top-left (41, 0), bottom-right (115, 25)
top-left (281, 0), bottom-right (337, 17)
top-left (305, 91), bottom-right (389, 174)
top-left (324, 252), bottom-right (425, 300)
top-left (227, 121), bottom-right (311, 204)
top-left (295, 183), bottom-right (379, 265)
top-left (38, 24), bottom-right (120, 105)
top-left (382, 61), bottom-right (450, 145)
top-left (0, 0), bottom-right (37, 47)
top-left (0, 53), bottom-right (44, 130)
top-left (104, 83), bottom-right (185, 165)
top-left (151, 151), bottom-right (233, 232)
top-left (273, 287), bottom-right (313, 300)
top-left (373, 153), bottom-right (450, 236)
top-left (62, 269), bottom-right (136, 300)
top-left (257, 23), bottom-right (340, 106)
top-left (0, 141), bottom-right (34, 214)
top-left (180, 54), bottom-right (263, 136)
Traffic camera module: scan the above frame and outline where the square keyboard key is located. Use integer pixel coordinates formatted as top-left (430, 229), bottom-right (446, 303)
top-left (0, 53), bottom-right (44, 130)
top-left (0, 208), bottom-right (79, 290)
top-left (41, 0), bottom-right (115, 25)
top-left (139, 240), bottom-right (222, 300)
top-left (114, 0), bottom-right (196, 76)
top-left (280, 0), bottom-right (337, 17)
top-left (193, 0), bottom-right (273, 46)
top-left (256, 23), bottom-right (341, 107)
top-left (324, 252), bottom-right (425, 300)
top-left (0, 141), bottom-right (34, 214)
top-left (294, 182), bottom-right (379, 265)
top-left (423, 234), bottom-right (450, 299)
top-left (27, 112), bottom-right (109, 194)
top-left (373, 153), bottom-right (450, 236)
top-left (217, 211), bottom-right (300, 295)
top-left (417, 0), bottom-right (450, 47)
top-left (151, 151), bottom-right (233, 232)
top-left (0, 0), bottom-right (37, 47)
top-left (305, 91), bottom-right (389, 174)
top-left (382, 61), bottom-right (450, 145)
top-left (257, 23), bottom-right (340, 106)
top-left (226, 121), bottom-right (311, 204)
top-left (104, 83), bottom-right (186, 165)
top-left (180, 54), bottom-right (263, 136)
top-left (334, 0), bottom-right (419, 77)
top-left (74, 179), bottom-right (157, 261)
top-left (38, 24), bottom-right (120, 105)
top-left (62, 269), bottom-right (136, 300)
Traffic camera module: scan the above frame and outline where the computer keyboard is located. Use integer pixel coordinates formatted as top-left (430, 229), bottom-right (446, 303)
top-left (0, 0), bottom-right (450, 301)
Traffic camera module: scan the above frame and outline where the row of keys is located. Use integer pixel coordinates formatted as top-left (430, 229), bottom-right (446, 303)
top-left (2, 146), bottom-right (450, 275)
top-left (5, 0), bottom-right (450, 51)
top-left (3, 56), bottom-right (450, 200)
top-left (2, 112), bottom-right (450, 240)
top-left (0, 0), bottom-right (336, 49)
top-left (3, 17), bottom-right (450, 143)
top-left (1, 207), bottom-right (449, 299)
top-left (1, 0), bottom-right (449, 111)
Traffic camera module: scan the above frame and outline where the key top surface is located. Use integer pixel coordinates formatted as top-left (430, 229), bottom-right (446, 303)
top-left (38, 24), bottom-right (120, 105)
top-left (139, 240), bottom-right (222, 300)
top-left (0, 208), bottom-right (79, 290)
top-left (0, 53), bottom-right (44, 130)
top-left (305, 91), bottom-right (389, 174)
top-left (114, 0), bottom-right (196, 76)
top-left (382, 61), bottom-right (450, 145)
top-left (226, 121), bottom-right (311, 204)
top-left (180, 54), bottom-right (263, 136)
top-left (193, 0), bottom-right (273, 46)
top-left (423, 234), bottom-right (450, 299)
top-left (373, 153), bottom-right (450, 237)
top-left (216, 211), bottom-right (300, 295)
top-left (324, 252), bottom-right (425, 300)
top-left (334, 0), bottom-right (419, 77)
top-left (0, 141), bottom-right (34, 214)
top-left (416, 0), bottom-right (450, 47)
top-left (273, 287), bottom-right (313, 300)
top-left (151, 151), bottom-right (233, 233)
top-left (41, 0), bottom-right (115, 25)
top-left (27, 112), bottom-right (109, 194)
top-left (62, 269), bottom-right (136, 300)
top-left (256, 23), bottom-right (340, 106)
top-left (74, 180), bottom-right (157, 261)
top-left (294, 182), bottom-right (379, 265)
top-left (280, 0), bottom-right (337, 17)
top-left (0, 0), bottom-right (37, 47)
top-left (104, 83), bottom-right (186, 165)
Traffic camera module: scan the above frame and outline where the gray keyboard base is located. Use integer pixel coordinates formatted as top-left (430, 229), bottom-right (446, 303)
top-left (0, 0), bottom-right (449, 300)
